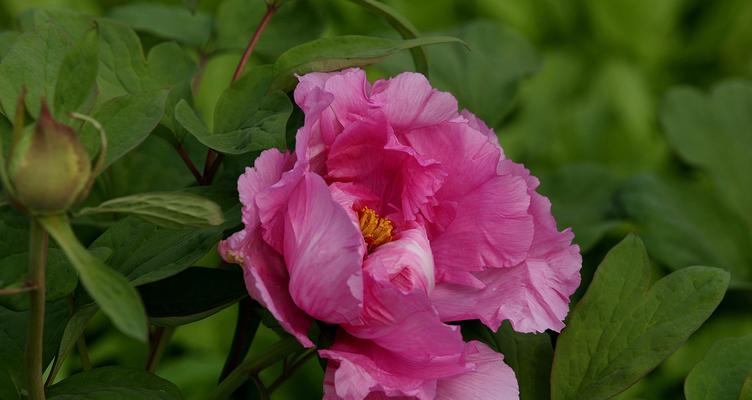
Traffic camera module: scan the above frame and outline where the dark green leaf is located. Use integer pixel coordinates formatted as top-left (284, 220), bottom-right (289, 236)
top-left (139, 267), bottom-right (247, 327)
top-left (551, 235), bottom-right (730, 400)
top-left (88, 217), bottom-right (222, 286)
top-left (39, 214), bottom-right (148, 342)
top-left (109, 2), bottom-right (212, 47)
top-left (47, 304), bottom-right (98, 386)
top-left (0, 249), bottom-right (77, 311)
top-left (0, 208), bottom-right (28, 258)
top-left (78, 192), bottom-right (224, 229)
top-left (47, 366), bottom-right (182, 399)
top-left (621, 176), bottom-right (752, 286)
top-left (54, 27), bottom-right (99, 119)
top-left (80, 90), bottom-right (168, 168)
top-left (0, 32), bottom-right (18, 60)
top-left (271, 35), bottom-right (464, 91)
top-left (426, 21), bottom-right (540, 127)
top-left (684, 333), bottom-right (752, 400)
top-left (661, 81), bottom-right (752, 230)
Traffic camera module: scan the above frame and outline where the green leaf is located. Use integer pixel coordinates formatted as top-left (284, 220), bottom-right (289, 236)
top-left (271, 35), bottom-right (464, 91)
top-left (0, 249), bottom-right (77, 311)
top-left (78, 192), bottom-right (223, 229)
top-left (550, 235), bottom-right (730, 400)
top-left (215, 0), bottom-right (324, 60)
top-left (80, 90), bottom-right (168, 168)
top-left (53, 26), bottom-right (99, 119)
top-left (47, 304), bottom-right (98, 386)
top-left (88, 217), bottom-right (222, 286)
top-left (139, 267), bottom-right (247, 327)
top-left (0, 32), bottom-right (18, 60)
top-left (176, 66), bottom-right (292, 155)
top-left (0, 20), bottom-right (71, 119)
top-left (621, 176), bottom-right (752, 286)
top-left (0, 207), bottom-right (28, 258)
top-left (47, 366), bottom-right (182, 399)
top-left (741, 373), bottom-right (752, 400)
top-left (684, 333), bottom-right (752, 400)
top-left (426, 21), bottom-right (540, 127)
top-left (109, 2), bottom-right (212, 47)
top-left (38, 214), bottom-right (148, 342)
top-left (347, 0), bottom-right (428, 74)
top-left (661, 80), bottom-right (752, 230)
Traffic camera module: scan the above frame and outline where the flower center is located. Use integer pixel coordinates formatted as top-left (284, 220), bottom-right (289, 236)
top-left (358, 207), bottom-right (393, 251)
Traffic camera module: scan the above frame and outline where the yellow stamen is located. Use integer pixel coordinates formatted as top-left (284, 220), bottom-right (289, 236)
top-left (358, 207), bottom-right (393, 250)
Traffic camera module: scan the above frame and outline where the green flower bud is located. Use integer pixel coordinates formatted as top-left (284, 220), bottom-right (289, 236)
top-left (7, 101), bottom-right (91, 214)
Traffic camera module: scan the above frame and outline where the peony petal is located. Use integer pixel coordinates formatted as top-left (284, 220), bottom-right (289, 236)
top-left (436, 341), bottom-right (519, 400)
top-left (459, 109), bottom-right (501, 150)
top-left (371, 72), bottom-right (458, 131)
top-left (255, 161), bottom-right (308, 253)
top-left (283, 172), bottom-right (365, 324)
top-left (361, 226), bottom-right (436, 294)
top-left (237, 149), bottom-right (295, 226)
top-left (327, 113), bottom-right (446, 222)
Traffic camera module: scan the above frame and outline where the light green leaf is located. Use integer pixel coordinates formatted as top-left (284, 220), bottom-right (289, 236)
top-left (80, 90), bottom-right (168, 168)
top-left (621, 175), bottom-right (752, 286)
top-left (684, 333), bottom-right (752, 400)
top-left (347, 0), bottom-right (428, 74)
top-left (47, 366), bottom-right (182, 399)
top-left (109, 2), bottom-right (212, 47)
top-left (53, 27), bottom-right (99, 119)
top-left (740, 373), bottom-right (752, 400)
top-left (271, 35), bottom-right (464, 91)
top-left (176, 66), bottom-right (291, 155)
top-left (88, 217), bottom-right (223, 286)
top-left (78, 192), bottom-right (224, 229)
top-left (551, 235), bottom-right (730, 400)
top-left (661, 81), bottom-right (752, 230)
top-left (0, 32), bottom-right (18, 60)
top-left (139, 267), bottom-right (247, 327)
top-left (39, 214), bottom-right (148, 342)
top-left (0, 249), bottom-right (77, 311)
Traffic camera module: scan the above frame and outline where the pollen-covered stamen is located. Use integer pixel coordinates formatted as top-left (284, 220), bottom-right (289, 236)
top-left (358, 207), bottom-right (393, 250)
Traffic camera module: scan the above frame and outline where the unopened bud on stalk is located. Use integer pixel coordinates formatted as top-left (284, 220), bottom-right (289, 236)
top-left (6, 101), bottom-right (91, 214)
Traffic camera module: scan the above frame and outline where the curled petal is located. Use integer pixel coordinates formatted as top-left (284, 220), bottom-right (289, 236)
top-left (237, 149), bottom-right (295, 226)
top-left (371, 72), bottom-right (458, 131)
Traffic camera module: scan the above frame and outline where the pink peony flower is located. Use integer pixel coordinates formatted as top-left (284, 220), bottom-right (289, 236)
top-left (219, 68), bottom-right (581, 400)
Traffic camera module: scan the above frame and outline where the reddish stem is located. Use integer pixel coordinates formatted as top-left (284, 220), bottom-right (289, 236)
top-left (202, 3), bottom-right (278, 186)
top-left (176, 144), bottom-right (203, 183)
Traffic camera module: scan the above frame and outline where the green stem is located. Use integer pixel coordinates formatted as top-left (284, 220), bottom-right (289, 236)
top-left (208, 336), bottom-right (299, 400)
top-left (76, 336), bottom-right (92, 370)
top-left (268, 349), bottom-right (316, 394)
top-left (26, 219), bottom-right (48, 400)
top-left (145, 326), bottom-right (174, 373)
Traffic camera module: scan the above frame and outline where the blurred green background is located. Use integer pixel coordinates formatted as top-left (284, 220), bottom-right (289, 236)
top-left (1, 0), bottom-right (751, 399)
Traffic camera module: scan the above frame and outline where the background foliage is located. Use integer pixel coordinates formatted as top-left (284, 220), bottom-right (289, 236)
top-left (0, 0), bottom-right (750, 399)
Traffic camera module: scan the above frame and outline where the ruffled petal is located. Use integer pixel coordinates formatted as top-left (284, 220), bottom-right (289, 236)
top-left (436, 341), bottom-right (519, 400)
top-left (361, 226), bottom-right (436, 294)
top-left (371, 72), bottom-right (458, 131)
top-left (459, 109), bottom-right (501, 150)
top-left (236, 149), bottom-right (295, 226)
top-left (283, 172), bottom-right (366, 324)
top-left (326, 113), bottom-right (446, 222)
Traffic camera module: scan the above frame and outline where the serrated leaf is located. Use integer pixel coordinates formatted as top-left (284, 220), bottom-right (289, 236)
top-left (139, 267), bottom-right (247, 327)
top-left (47, 366), bottom-right (182, 399)
top-left (54, 27), bottom-right (99, 119)
top-left (78, 192), bottom-right (224, 229)
top-left (661, 80), bottom-right (752, 230)
top-left (88, 217), bottom-right (222, 286)
top-left (271, 35), bottom-right (464, 91)
top-left (80, 90), bottom-right (168, 168)
top-left (39, 214), bottom-right (148, 342)
top-left (550, 235), bottom-right (729, 400)
top-left (109, 2), bottom-right (212, 47)
top-left (0, 249), bottom-right (77, 311)
top-left (684, 333), bottom-right (752, 400)
top-left (176, 66), bottom-right (291, 155)
top-left (621, 175), bottom-right (752, 286)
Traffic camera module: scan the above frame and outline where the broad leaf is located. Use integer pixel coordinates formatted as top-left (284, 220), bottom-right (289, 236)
top-left (550, 235), bottom-right (729, 400)
top-left (53, 26), bottom-right (98, 120)
top-left (661, 81), bottom-right (752, 230)
top-left (78, 192), bottom-right (224, 229)
top-left (271, 35), bottom-right (464, 91)
top-left (39, 215), bottom-right (148, 342)
top-left (621, 176), bottom-right (752, 286)
top-left (139, 267), bottom-right (247, 327)
top-left (47, 366), bottom-right (182, 399)
top-left (109, 2), bottom-right (212, 47)
top-left (684, 333), bottom-right (752, 400)
top-left (0, 249), bottom-right (77, 311)
top-left (47, 304), bottom-right (98, 386)
top-left (88, 217), bottom-right (222, 286)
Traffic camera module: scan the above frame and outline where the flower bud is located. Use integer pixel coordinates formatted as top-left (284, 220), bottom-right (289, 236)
top-left (7, 101), bottom-right (91, 214)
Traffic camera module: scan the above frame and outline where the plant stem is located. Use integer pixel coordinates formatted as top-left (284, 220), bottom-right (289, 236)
top-left (202, 3), bottom-right (278, 186)
top-left (0, 283), bottom-right (35, 296)
top-left (268, 349), bottom-right (316, 394)
top-left (176, 144), bottom-right (203, 183)
top-left (26, 219), bottom-right (48, 400)
top-left (208, 336), bottom-right (299, 400)
top-left (218, 298), bottom-right (260, 398)
top-left (145, 326), bottom-right (174, 373)
top-left (76, 336), bottom-right (92, 370)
